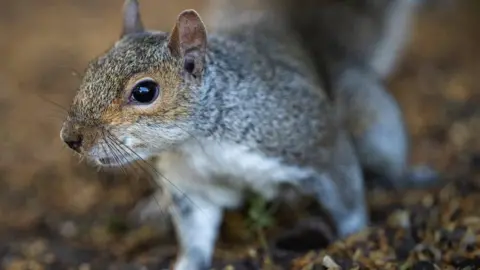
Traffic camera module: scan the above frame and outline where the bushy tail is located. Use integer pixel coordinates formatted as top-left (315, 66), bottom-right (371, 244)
top-left (205, 0), bottom-right (421, 93)
top-left (273, 0), bottom-right (422, 81)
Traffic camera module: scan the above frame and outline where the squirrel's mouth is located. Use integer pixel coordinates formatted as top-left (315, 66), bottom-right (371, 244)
top-left (95, 155), bottom-right (137, 167)
top-left (90, 144), bottom-right (152, 168)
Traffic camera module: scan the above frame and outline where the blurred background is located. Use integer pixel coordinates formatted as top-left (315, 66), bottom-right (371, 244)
top-left (1, 0), bottom-right (480, 269)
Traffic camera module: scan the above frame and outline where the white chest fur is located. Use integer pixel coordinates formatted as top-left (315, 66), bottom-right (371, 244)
top-left (154, 139), bottom-right (312, 208)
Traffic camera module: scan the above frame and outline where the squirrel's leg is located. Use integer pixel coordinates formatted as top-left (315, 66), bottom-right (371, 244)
top-left (153, 154), bottom-right (226, 270)
top-left (169, 191), bottom-right (223, 270)
top-left (298, 131), bottom-right (369, 238)
top-left (299, 174), bottom-right (368, 238)
top-left (336, 68), bottom-right (438, 190)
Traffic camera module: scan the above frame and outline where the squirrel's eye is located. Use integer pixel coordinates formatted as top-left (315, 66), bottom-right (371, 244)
top-left (129, 80), bottom-right (160, 104)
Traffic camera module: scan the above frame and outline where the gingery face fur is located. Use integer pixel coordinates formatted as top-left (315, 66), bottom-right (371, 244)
top-left (60, 5), bottom-right (209, 166)
top-left (61, 32), bottom-right (200, 166)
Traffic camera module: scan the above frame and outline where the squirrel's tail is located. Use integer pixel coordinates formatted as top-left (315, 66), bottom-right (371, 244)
top-left (206, 0), bottom-right (421, 83)
top-left (269, 0), bottom-right (422, 81)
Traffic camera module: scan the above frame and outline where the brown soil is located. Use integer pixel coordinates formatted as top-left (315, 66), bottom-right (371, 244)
top-left (1, 0), bottom-right (480, 269)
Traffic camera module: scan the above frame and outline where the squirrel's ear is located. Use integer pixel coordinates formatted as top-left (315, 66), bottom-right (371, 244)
top-left (121, 0), bottom-right (144, 37)
top-left (168, 9), bottom-right (207, 77)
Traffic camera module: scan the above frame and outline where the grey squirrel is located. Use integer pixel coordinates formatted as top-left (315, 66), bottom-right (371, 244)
top-left (59, 0), bottom-right (436, 269)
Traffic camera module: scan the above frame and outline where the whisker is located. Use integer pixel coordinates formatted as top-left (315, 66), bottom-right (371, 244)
top-left (101, 130), bottom-right (133, 177)
top-left (102, 133), bottom-right (152, 202)
top-left (107, 143), bottom-right (171, 220)
top-left (99, 132), bottom-right (151, 202)
top-left (101, 133), bottom-right (123, 174)
top-left (105, 133), bottom-right (158, 184)
top-left (150, 189), bottom-right (173, 219)
top-left (104, 132), bottom-right (167, 184)
top-left (102, 132), bottom-right (173, 217)
top-left (36, 94), bottom-right (69, 113)
top-left (45, 116), bottom-right (69, 123)
top-left (103, 131), bottom-right (202, 212)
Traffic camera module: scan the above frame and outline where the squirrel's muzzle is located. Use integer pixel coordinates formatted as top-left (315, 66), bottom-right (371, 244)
top-left (60, 124), bottom-right (83, 153)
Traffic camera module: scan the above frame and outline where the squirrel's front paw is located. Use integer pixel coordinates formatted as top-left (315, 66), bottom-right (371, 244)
top-left (174, 253), bottom-right (211, 270)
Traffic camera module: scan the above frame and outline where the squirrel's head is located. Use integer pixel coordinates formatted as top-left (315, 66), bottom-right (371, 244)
top-left (60, 0), bottom-right (208, 167)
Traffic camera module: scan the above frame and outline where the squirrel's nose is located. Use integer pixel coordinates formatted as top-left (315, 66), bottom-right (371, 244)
top-left (64, 137), bottom-right (83, 152)
top-left (61, 132), bottom-right (83, 153)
